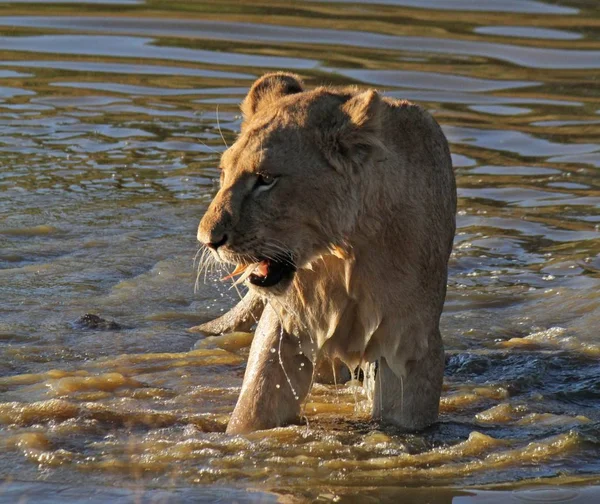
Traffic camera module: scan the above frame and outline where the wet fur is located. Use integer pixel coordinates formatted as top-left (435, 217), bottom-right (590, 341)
top-left (197, 73), bottom-right (456, 434)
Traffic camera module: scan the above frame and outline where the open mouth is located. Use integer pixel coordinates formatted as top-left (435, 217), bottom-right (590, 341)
top-left (222, 257), bottom-right (296, 288)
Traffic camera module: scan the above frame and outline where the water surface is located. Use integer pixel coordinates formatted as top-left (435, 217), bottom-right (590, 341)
top-left (0, 0), bottom-right (599, 502)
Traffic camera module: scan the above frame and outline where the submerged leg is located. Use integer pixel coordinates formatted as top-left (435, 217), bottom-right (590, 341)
top-left (226, 303), bottom-right (314, 434)
top-left (372, 329), bottom-right (444, 430)
top-left (189, 290), bottom-right (265, 335)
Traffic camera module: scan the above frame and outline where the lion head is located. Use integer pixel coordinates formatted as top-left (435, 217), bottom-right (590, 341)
top-left (197, 73), bottom-right (385, 293)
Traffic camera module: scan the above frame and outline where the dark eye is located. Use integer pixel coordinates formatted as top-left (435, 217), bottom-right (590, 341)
top-left (257, 173), bottom-right (274, 185)
top-left (254, 173), bottom-right (278, 191)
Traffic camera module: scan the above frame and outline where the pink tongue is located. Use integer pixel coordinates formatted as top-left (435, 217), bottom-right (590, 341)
top-left (255, 260), bottom-right (269, 277)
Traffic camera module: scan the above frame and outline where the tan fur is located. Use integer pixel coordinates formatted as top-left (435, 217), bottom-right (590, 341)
top-left (197, 73), bottom-right (456, 434)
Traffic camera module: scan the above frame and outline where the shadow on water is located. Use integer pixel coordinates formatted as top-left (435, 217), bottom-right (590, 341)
top-left (0, 0), bottom-right (599, 501)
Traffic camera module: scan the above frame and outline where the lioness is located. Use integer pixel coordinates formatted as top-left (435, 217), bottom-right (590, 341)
top-left (196, 72), bottom-right (456, 434)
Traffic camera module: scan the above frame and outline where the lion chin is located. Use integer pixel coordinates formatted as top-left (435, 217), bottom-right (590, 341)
top-left (194, 72), bottom-right (457, 434)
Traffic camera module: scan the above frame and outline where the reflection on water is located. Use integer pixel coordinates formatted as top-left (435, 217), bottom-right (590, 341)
top-left (0, 0), bottom-right (599, 501)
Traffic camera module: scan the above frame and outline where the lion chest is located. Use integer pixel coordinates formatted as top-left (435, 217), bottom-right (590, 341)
top-left (283, 257), bottom-right (381, 368)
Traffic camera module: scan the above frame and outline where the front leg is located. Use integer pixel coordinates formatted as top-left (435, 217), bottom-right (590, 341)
top-left (372, 328), bottom-right (444, 430)
top-left (227, 303), bottom-right (314, 434)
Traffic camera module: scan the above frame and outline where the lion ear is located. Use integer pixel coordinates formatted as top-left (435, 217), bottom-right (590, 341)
top-left (323, 90), bottom-right (383, 172)
top-left (342, 90), bottom-right (381, 129)
top-left (241, 72), bottom-right (304, 119)
top-left (339, 90), bottom-right (382, 152)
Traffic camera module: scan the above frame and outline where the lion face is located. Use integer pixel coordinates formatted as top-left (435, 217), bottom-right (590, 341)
top-left (197, 73), bottom-right (383, 292)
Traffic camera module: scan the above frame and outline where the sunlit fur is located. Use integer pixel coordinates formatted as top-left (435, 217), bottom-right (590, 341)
top-left (197, 72), bottom-right (456, 434)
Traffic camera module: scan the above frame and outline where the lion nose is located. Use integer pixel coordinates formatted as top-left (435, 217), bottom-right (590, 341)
top-left (197, 194), bottom-right (233, 251)
top-left (205, 233), bottom-right (228, 251)
top-left (197, 220), bottom-right (229, 250)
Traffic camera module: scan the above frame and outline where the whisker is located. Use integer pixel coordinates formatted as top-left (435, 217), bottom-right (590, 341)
top-left (265, 240), bottom-right (296, 260)
top-left (198, 247), bottom-right (210, 271)
top-left (203, 255), bottom-right (211, 284)
top-left (193, 247), bottom-right (203, 269)
top-left (216, 105), bottom-right (229, 149)
top-left (197, 248), bottom-right (206, 270)
top-left (195, 246), bottom-right (209, 292)
top-left (225, 263), bottom-right (250, 303)
top-left (257, 250), bottom-right (282, 264)
top-left (195, 259), bottom-right (205, 293)
top-left (196, 137), bottom-right (220, 154)
top-left (259, 242), bottom-right (297, 269)
top-left (195, 246), bottom-right (220, 287)
top-left (207, 254), bottom-right (218, 282)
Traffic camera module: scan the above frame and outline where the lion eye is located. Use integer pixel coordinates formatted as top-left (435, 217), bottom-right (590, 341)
top-left (254, 173), bottom-right (277, 191)
top-left (257, 173), bottom-right (274, 185)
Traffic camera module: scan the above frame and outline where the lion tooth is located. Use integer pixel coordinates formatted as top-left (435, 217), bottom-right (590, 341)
top-left (231, 263), bottom-right (258, 287)
top-left (221, 263), bottom-right (249, 281)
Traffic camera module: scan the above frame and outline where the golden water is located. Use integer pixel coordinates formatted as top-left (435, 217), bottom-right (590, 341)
top-left (0, 0), bottom-right (599, 501)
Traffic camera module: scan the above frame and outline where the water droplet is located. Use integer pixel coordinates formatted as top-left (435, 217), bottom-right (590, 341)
top-left (300, 362), bottom-right (305, 367)
top-left (270, 348), bottom-right (276, 353)
top-left (275, 384), bottom-right (280, 389)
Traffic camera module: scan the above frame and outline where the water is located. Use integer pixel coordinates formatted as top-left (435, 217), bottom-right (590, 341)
top-left (0, 0), bottom-right (599, 501)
